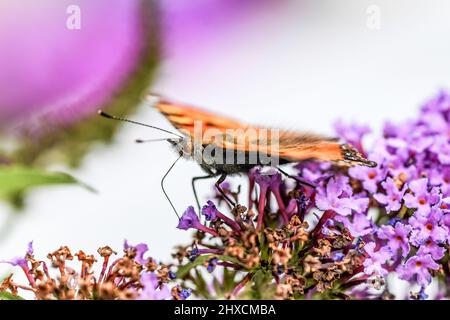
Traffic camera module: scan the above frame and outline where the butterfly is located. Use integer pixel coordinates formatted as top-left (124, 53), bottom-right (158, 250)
top-left (99, 95), bottom-right (376, 218)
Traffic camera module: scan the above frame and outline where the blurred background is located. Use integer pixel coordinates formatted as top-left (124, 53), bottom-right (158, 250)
top-left (1, 0), bottom-right (450, 296)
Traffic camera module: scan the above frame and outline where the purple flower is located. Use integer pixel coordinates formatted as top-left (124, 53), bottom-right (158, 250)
top-left (300, 167), bottom-right (328, 185)
top-left (178, 288), bottom-right (192, 300)
top-left (377, 223), bottom-right (411, 257)
top-left (163, 0), bottom-right (274, 62)
top-left (407, 135), bottom-right (435, 154)
top-left (336, 213), bottom-right (373, 237)
top-left (382, 155), bottom-right (418, 183)
top-left (430, 136), bottom-right (450, 165)
top-left (409, 209), bottom-right (447, 244)
top-left (434, 197), bottom-right (450, 214)
top-left (332, 252), bottom-right (346, 262)
top-left (421, 111), bottom-right (448, 134)
top-left (177, 206), bottom-right (201, 230)
top-left (421, 90), bottom-right (450, 113)
top-left (202, 200), bottom-right (218, 221)
top-left (363, 242), bottom-right (390, 276)
top-left (207, 257), bottom-right (219, 273)
top-left (254, 168), bottom-right (282, 190)
top-left (202, 200), bottom-right (241, 232)
top-left (0, 241), bottom-right (33, 268)
top-left (316, 176), bottom-right (369, 216)
top-left (398, 254), bottom-right (439, 286)
top-left (189, 247), bottom-right (199, 262)
top-left (404, 178), bottom-right (439, 216)
top-left (374, 177), bottom-right (407, 213)
top-left (124, 240), bottom-right (150, 265)
top-left (177, 206), bottom-right (218, 236)
top-left (349, 164), bottom-right (386, 194)
top-left (138, 273), bottom-right (171, 300)
top-left (417, 239), bottom-right (446, 260)
top-left (429, 168), bottom-right (450, 196)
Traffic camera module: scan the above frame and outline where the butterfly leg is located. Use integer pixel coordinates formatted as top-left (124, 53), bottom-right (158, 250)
top-left (192, 174), bottom-right (216, 214)
top-left (276, 166), bottom-right (316, 189)
top-left (215, 173), bottom-right (237, 208)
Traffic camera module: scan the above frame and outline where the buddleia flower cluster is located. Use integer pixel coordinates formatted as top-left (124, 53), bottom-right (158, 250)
top-left (174, 91), bottom-right (450, 300)
top-left (0, 241), bottom-right (189, 300)
top-left (173, 173), bottom-right (370, 300)
top-left (3, 91), bottom-right (450, 300)
top-left (330, 90), bottom-right (450, 299)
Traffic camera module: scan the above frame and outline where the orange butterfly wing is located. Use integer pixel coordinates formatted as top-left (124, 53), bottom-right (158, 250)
top-left (152, 96), bottom-right (376, 167)
top-left (155, 97), bottom-right (244, 134)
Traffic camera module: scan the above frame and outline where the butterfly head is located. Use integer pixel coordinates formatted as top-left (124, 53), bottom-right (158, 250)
top-left (168, 135), bottom-right (201, 161)
top-left (340, 143), bottom-right (377, 168)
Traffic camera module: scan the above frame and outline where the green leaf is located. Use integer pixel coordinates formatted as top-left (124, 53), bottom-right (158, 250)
top-left (176, 255), bottom-right (209, 279)
top-left (0, 166), bottom-right (95, 208)
top-left (0, 291), bottom-right (25, 300)
top-left (249, 270), bottom-right (274, 299)
top-left (193, 268), bottom-right (210, 299)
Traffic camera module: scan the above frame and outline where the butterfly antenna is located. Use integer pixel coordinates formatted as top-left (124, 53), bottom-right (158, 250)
top-left (161, 155), bottom-right (183, 220)
top-left (98, 110), bottom-right (183, 139)
top-left (135, 138), bottom-right (172, 143)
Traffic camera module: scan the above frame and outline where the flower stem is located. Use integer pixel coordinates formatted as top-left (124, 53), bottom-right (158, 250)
top-left (196, 223), bottom-right (219, 237)
top-left (272, 189), bottom-right (289, 224)
top-left (216, 211), bottom-right (241, 232)
top-left (256, 186), bottom-right (268, 231)
top-left (313, 210), bottom-right (336, 235)
top-left (229, 272), bottom-right (254, 299)
top-left (20, 265), bottom-right (37, 288)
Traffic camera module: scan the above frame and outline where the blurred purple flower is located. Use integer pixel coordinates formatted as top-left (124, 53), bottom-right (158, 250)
top-left (430, 136), bottom-right (450, 165)
top-left (254, 168), bottom-right (281, 190)
top-left (421, 90), bottom-right (450, 113)
top-left (334, 120), bottom-right (371, 151)
top-left (162, 0), bottom-right (276, 61)
top-left (124, 240), bottom-right (151, 265)
top-left (429, 168), bottom-right (450, 196)
top-left (316, 176), bottom-right (369, 216)
top-left (0, 241), bottom-right (33, 267)
top-left (0, 0), bottom-right (155, 126)
top-left (138, 273), bottom-right (171, 300)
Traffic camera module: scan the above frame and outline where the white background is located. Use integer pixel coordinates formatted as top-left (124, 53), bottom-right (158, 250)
top-left (1, 0), bottom-right (450, 297)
